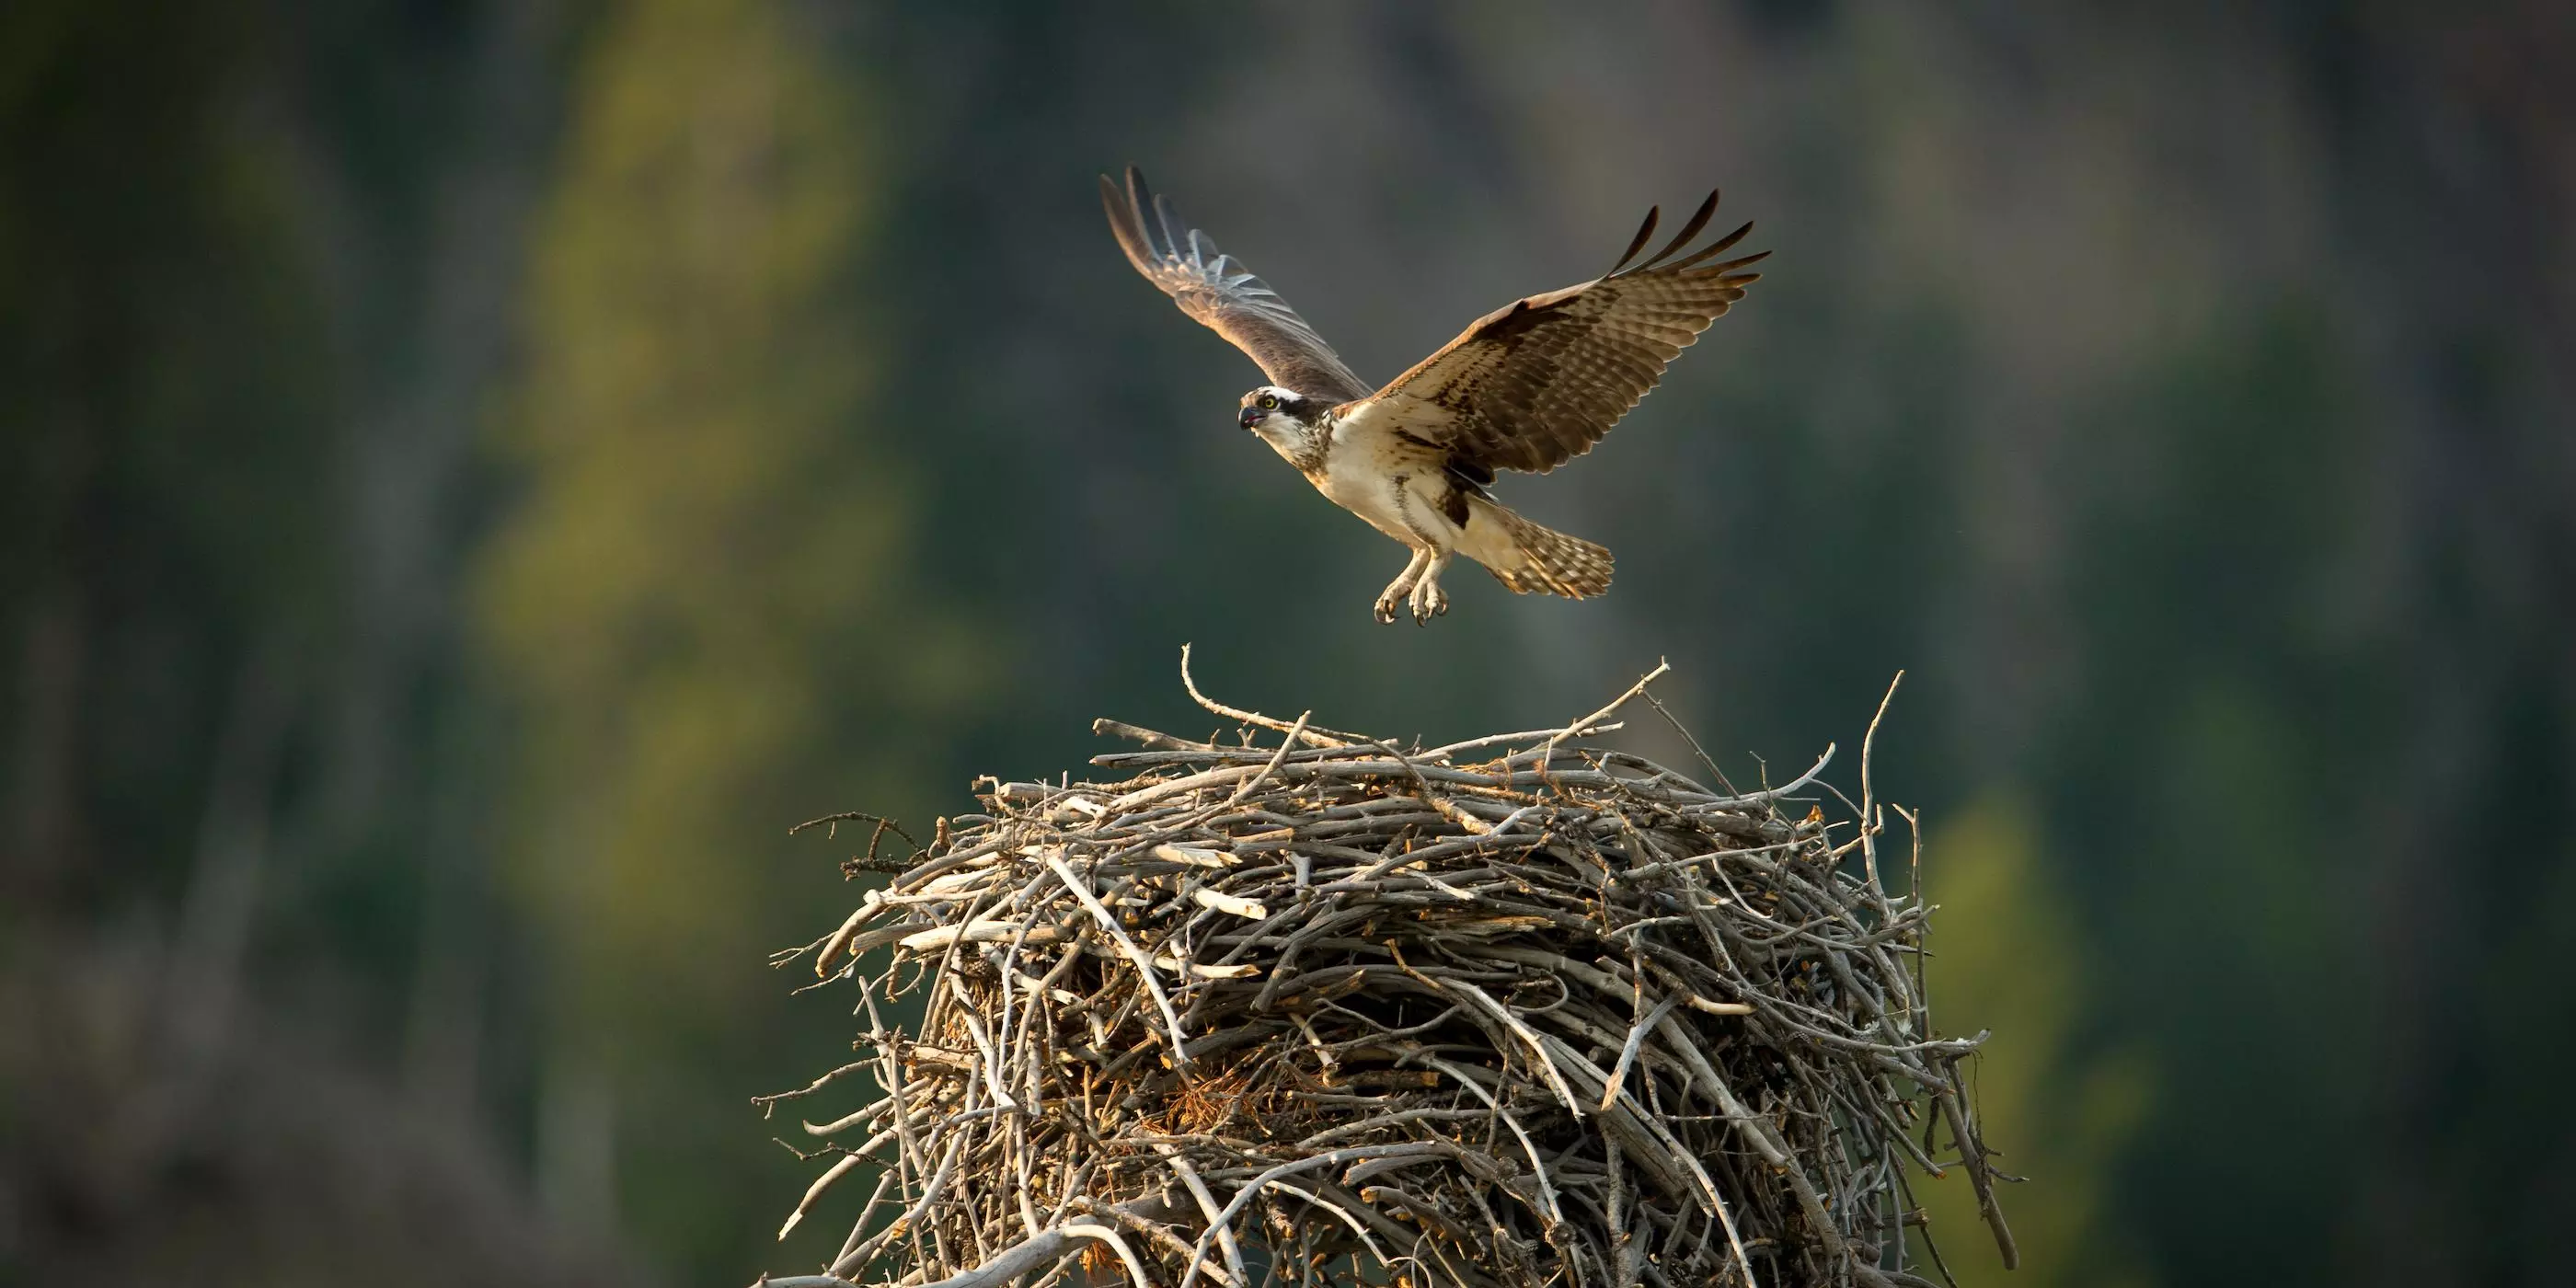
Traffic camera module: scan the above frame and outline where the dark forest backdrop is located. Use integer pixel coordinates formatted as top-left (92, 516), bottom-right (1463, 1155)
top-left (4, 1), bottom-right (2570, 1284)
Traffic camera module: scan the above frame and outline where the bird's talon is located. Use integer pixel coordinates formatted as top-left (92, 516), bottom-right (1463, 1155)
top-left (1406, 578), bottom-right (1448, 625)
top-left (1110, 171), bottom-right (1736, 620)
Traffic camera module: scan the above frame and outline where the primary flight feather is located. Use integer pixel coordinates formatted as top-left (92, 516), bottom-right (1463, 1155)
top-left (1102, 167), bottom-right (1765, 624)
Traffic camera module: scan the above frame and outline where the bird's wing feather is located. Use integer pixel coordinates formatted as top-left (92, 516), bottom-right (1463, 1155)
top-left (1364, 190), bottom-right (1765, 476)
top-left (1101, 167), bottom-right (1374, 405)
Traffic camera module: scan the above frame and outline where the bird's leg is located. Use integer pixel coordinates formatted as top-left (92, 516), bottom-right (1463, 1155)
top-left (1374, 548), bottom-right (1432, 625)
top-left (1408, 550), bottom-right (1453, 626)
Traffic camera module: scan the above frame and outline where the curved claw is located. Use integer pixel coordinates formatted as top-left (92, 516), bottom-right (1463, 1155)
top-left (1408, 571), bottom-right (1449, 626)
top-left (1376, 549), bottom-right (1432, 627)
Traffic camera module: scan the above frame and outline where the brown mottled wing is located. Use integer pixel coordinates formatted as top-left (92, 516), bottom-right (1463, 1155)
top-left (1370, 190), bottom-right (1766, 476)
top-left (1100, 167), bottom-right (1374, 405)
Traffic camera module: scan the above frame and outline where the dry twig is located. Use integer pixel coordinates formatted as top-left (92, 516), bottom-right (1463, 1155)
top-left (755, 656), bottom-right (2008, 1288)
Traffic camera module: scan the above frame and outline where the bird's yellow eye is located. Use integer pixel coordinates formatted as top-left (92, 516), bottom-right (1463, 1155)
top-left (1258, 394), bottom-right (1279, 410)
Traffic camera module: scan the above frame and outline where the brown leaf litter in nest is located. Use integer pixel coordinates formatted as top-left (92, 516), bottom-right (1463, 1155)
top-left (753, 651), bottom-right (2016, 1288)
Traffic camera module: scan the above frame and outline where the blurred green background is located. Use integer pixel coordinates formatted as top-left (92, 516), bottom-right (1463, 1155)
top-left (3, 1), bottom-right (2569, 1284)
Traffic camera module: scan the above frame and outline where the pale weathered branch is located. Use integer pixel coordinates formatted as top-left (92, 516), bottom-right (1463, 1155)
top-left (757, 662), bottom-right (2005, 1288)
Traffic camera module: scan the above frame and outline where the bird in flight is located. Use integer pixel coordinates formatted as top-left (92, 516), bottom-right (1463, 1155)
top-left (1102, 167), bottom-right (1766, 624)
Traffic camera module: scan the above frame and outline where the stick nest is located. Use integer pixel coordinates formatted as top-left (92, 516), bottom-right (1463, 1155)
top-left (760, 660), bottom-right (2014, 1288)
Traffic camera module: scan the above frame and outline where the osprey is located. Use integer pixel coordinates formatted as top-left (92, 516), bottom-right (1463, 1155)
top-left (1102, 167), bottom-right (1766, 625)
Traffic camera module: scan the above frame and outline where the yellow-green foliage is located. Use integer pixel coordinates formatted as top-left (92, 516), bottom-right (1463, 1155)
top-left (1913, 797), bottom-right (2154, 1287)
top-left (473, 0), bottom-right (969, 1255)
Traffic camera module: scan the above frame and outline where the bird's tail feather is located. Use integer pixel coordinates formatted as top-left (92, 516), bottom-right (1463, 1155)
top-left (1471, 501), bottom-right (1614, 599)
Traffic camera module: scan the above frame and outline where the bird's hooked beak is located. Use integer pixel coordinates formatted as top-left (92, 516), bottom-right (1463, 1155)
top-left (1239, 405), bottom-right (1262, 431)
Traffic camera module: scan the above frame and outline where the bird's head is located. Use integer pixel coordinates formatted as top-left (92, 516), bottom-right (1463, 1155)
top-left (1239, 386), bottom-right (1326, 455)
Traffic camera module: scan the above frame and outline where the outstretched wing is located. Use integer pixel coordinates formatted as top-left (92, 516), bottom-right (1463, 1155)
top-left (1100, 167), bottom-right (1374, 405)
top-left (1368, 190), bottom-right (1766, 477)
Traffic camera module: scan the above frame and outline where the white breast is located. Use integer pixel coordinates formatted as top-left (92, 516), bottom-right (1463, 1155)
top-left (1311, 404), bottom-right (1455, 550)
